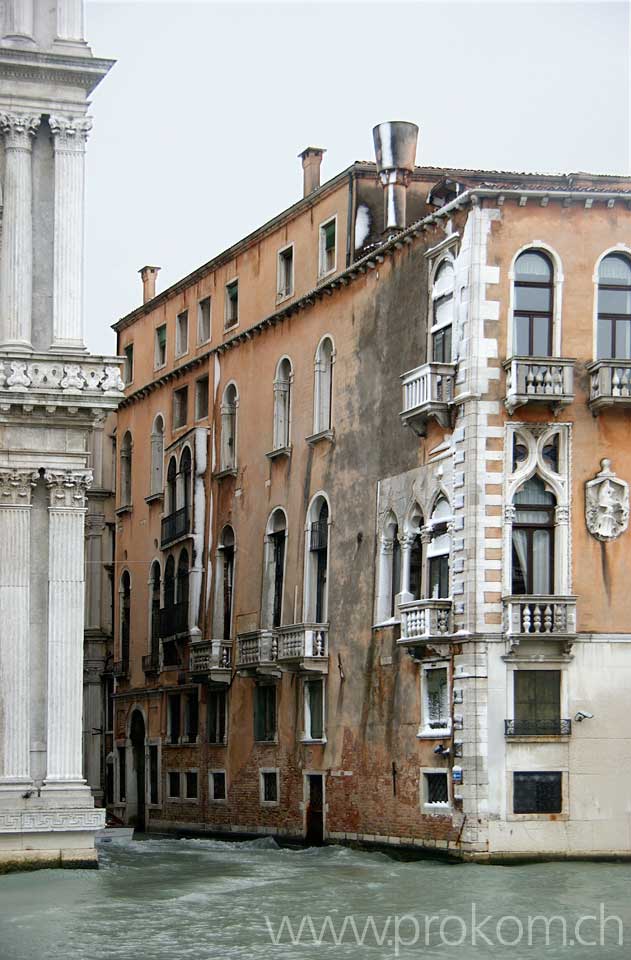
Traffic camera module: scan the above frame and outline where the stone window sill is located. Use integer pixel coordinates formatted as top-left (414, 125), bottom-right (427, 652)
top-left (266, 445), bottom-right (292, 461)
top-left (422, 803), bottom-right (452, 817)
top-left (145, 492), bottom-right (163, 505)
top-left (213, 467), bottom-right (238, 480)
top-left (115, 504), bottom-right (132, 516)
top-left (417, 727), bottom-right (452, 740)
top-left (306, 428), bottom-right (335, 447)
top-left (300, 737), bottom-right (327, 746)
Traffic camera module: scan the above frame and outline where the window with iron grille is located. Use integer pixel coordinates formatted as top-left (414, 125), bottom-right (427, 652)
top-left (261, 770), bottom-right (279, 803)
top-left (424, 771), bottom-right (449, 806)
top-left (424, 667), bottom-right (449, 731)
top-left (513, 771), bottom-right (562, 814)
top-left (185, 771), bottom-right (198, 800)
top-left (208, 688), bottom-right (227, 744)
top-left (210, 770), bottom-right (226, 801)
top-left (513, 670), bottom-right (562, 736)
top-left (168, 771), bottom-right (180, 799)
top-left (254, 684), bottom-right (276, 742)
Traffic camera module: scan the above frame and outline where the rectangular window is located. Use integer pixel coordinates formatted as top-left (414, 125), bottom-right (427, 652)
top-left (423, 666), bottom-right (450, 733)
top-left (319, 219), bottom-right (336, 277)
top-left (185, 771), bottom-right (198, 800)
top-left (429, 554), bottom-right (449, 599)
top-left (513, 670), bottom-right (561, 735)
top-left (210, 770), bottom-right (226, 801)
top-left (168, 771), bottom-right (181, 799)
top-left (424, 771), bottom-right (449, 807)
top-left (118, 746), bottom-right (126, 802)
top-left (208, 688), bottom-right (227, 744)
top-left (254, 684), bottom-right (277, 742)
top-left (304, 678), bottom-right (324, 740)
top-left (184, 692), bottom-right (199, 743)
top-left (277, 245), bottom-right (294, 298)
top-left (176, 309), bottom-right (189, 357)
top-left (260, 770), bottom-right (279, 804)
top-left (172, 386), bottom-right (188, 430)
top-left (513, 771), bottom-right (562, 814)
top-left (149, 745), bottom-right (159, 805)
top-left (432, 325), bottom-right (452, 363)
top-left (123, 344), bottom-right (134, 385)
top-left (195, 376), bottom-right (209, 421)
top-left (168, 693), bottom-right (181, 745)
top-left (197, 296), bottom-right (211, 343)
top-left (155, 324), bottom-right (167, 369)
top-left (225, 280), bottom-right (239, 329)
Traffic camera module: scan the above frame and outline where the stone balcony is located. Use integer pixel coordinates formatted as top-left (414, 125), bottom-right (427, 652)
top-left (400, 362), bottom-right (456, 436)
top-left (503, 356), bottom-right (574, 415)
top-left (236, 629), bottom-right (280, 677)
top-left (398, 599), bottom-right (453, 647)
top-left (0, 352), bottom-right (125, 412)
top-left (503, 596), bottom-right (577, 650)
top-left (276, 624), bottom-right (329, 674)
top-left (586, 360), bottom-right (631, 414)
top-left (189, 639), bottom-right (232, 684)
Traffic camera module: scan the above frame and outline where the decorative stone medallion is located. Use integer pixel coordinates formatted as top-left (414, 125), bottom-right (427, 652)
top-left (585, 459), bottom-right (629, 542)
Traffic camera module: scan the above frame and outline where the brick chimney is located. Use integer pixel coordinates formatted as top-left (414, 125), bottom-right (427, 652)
top-left (139, 265), bottom-right (161, 303)
top-left (299, 147), bottom-right (326, 197)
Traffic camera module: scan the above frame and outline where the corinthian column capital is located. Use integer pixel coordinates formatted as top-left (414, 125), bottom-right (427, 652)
top-left (0, 113), bottom-right (40, 150)
top-left (0, 469), bottom-right (37, 505)
top-left (45, 470), bottom-right (93, 508)
top-left (49, 115), bottom-right (92, 151)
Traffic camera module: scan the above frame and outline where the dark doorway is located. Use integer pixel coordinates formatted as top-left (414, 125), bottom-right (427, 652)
top-left (305, 774), bottom-right (324, 845)
top-left (130, 710), bottom-right (146, 831)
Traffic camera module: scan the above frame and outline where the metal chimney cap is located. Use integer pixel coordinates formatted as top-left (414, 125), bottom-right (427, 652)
top-left (372, 121), bottom-right (419, 174)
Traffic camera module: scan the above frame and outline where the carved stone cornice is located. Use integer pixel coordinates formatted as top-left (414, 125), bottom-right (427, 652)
top-left (49, 114), bottom-right (92, 151)
top-left (45, 470), bottom-right (93, 509)
top-left (0, 469), bottom-right (37, 505)
top-left (0, 112), bottom-right (40, 150)
top-left (0, 355), bottom-right (124, 407)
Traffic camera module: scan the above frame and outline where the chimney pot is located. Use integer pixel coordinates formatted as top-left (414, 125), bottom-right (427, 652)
top-left (299, 147), bottom-right (326, 198)
top-left (372, 121), bottom-right (419, 232)
top-left (139, 265), bottom-right (161, 304)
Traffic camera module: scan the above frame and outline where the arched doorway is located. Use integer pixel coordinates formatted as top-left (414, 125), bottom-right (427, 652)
top-left (129, 710), bottom-right (146, 831)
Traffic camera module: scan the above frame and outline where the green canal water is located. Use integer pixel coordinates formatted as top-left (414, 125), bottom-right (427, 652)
top-left (1, 837), bottom-right (630, 959)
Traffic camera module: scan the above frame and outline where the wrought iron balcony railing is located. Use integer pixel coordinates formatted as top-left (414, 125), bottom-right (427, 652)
top-left (159, 602), bottom-right (188, 639)
top-left (505, 718), bottom-right (571, 737)
top-left (503, 356), bottom-right (574, 415)
top-left (160, 505), bottom-right (191, 547)
top-left (400, 362), bottom-right (455, 436)
top-left (398, 598), bottom-right (453, 645)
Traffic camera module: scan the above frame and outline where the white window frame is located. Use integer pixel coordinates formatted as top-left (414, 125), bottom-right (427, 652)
top-left (154, 324), bottom-right (167, 370)
top-left (418, 661), bottom-right (451, 739)
top-left (224, 278), bottom-right (239, 330)
top-left (302, 491), bottom-right (332, 623)
top-left (318, 216), bottom-right (337, 279)
top-left (312, 335), bottom-right (335, 435)
top-left (429, 257), bottom-right (455, 362)
top-left (259, 767), bottom-right (280, 807)
top-left (182, 768), bottom-right (199, 802)
top-left (277, 242), bottom-right (295, 301)
top-left (209, 768), bottom-right (227, 803)
top-left (197, 295), bottom-right (212, 345)
top-left (195, 375), bottom-right (209, 422)
top-left (166, 769), bottom-right (181, 800)
top-left (420, 767), bottom-right (451, 815)
top-left (507, 242), bottom-right (564, 359)
top-left (175, 309), bottom-right (189, 358)
top-left (302, 676), bottom-right (326, 744)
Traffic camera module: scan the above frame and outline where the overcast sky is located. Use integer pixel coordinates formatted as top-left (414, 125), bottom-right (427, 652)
top-left (84, 1), bottom-right (630, 355)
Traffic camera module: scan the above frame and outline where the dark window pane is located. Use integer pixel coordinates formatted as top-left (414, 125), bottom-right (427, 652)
top-left (168, 771), bottom-right (180, 798)
top-left (542, 435), bottom-right (559, 472)
top-left (149, 745), bottom-right (158, 805)
top-left (213, 772), bottom-right (226, 800)
top-left (429, 554), bottom-right (449, 599)
top-left (118, 747), bottom-right (126, 802)
top-left (409, 535), bottom-right (423, 600)
top-left (254, 685), bottom-right (276, 742)
top-left (514, 772), bottom-right (562, 814)
top-left (263, 772), bottom-right (278, 802)
top-left (599, 287), bottom-right (631, 315)
top-left (515, 671), bottom-right (561, 724)
top-left (533, 316), bottom-right (551, 356)
top-left (514, 316), bottom-right (531, 355)
top-left (185, 772), bottom-right (197, 799)
top-left (515, 286), bottom-right (551, 312)
top-left (426, 773), bottom-right (448, 804)
top-left (306, 680), bottom-right (324, 740)
top-left (208, 688), bottom-right (227, 744)
top-left (511, 533), bottom-right (528, 594)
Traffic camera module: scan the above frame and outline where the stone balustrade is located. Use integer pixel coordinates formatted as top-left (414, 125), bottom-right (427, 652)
top-left (276, 624), bottom-right (329, 672)
top-left (236, 630), bottom-right (278, 670)
top-left (400, 362), bottom-right (455, 435)
top-left (586, 359), bottom-right (631, 413)
top-left (503, 356), bottom-right (574, 415)
top-left (398, 598), bottom-right (453, 645)
top-left (189, 639), bottom-right (232, 674)
top-left (503, 596), bottom-right (577, 646)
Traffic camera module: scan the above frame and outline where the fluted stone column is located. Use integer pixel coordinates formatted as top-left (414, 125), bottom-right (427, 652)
top-left (44, 471), bottom-right (92, 787)
top-left (0, 113), bottom-right (40, 350)
top-left (49, 116), bottom-right (92, 352)
top-left (0, 470), bottom-right (35, 788)
top-left (2, 0), bottom-right (34, 42)
top-left (56, 0), bottom-right (85, 41)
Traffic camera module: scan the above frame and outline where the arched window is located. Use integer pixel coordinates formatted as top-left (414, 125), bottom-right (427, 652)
top-left (404, 504), bottom-right (424, 601)
top-left (150, 416), bottom-right (164, 497)
top-left (513, 251), bottom-right (553, 357)
top-left (273, 358), bottom-right (292, 450)
top-left (511, 475), bottom-right (555, 595)
top-left (428, 498), bottom-right (451, 599)
top-left (177, 549), bottom-right (190, 611)
top-left (149, 561), bottom-right (161, 660)
top-left (431, 261), bottom-right (454, 363)
top-left (166, 457), bottom-right (177, 516)
top-left (179, 446), bottom-right (192, 518)
top-left (218, 525), bottom-right (235, 640)
top-left (120, 571), bottom-right (131, 666)
top-left (164, 555), bottom-right (175, 609)
top-left (220, 383), bottom-right (238, 470)
top-left (375, 513), bottom-right (401, 623)
top-left (313, 338), bottom-right (334, 434)
top-left (596, 253), bottom-right (631, 359)
top-left (305, 496), bottom-right (329, 623)
top-left (120, 431), bottom-right (132, 507)
top-left (263, 509), bottom-right (287, 628)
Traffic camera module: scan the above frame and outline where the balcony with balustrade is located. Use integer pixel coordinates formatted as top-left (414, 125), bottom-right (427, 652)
top-left (276, 624), bottom-right (329, 674)
top-left (398, 599), bottom-right (453, 647)
top-left (586, 360), bottom-right (631, 414)
top-left (400, 362), bottom-right (456, 436)
top-left (189, 639), bottom-right (232, 684)
top-left (236, 629), bottom-right (280, 677)
top-left (503, 356), bottom-right (574, 415)
top-left (503, 596), bottom-right (577, 650)
top-left (160, 505), bottom-right (191, 548)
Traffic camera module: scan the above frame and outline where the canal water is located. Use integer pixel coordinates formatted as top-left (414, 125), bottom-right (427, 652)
top-left (1, 837), bottom-right (631, 959)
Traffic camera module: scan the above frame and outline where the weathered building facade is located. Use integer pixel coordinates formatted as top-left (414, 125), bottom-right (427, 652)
top-left (111, 122), bottom-right (631, 860)
top-left (0, 0), bottom-right (123, 870)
